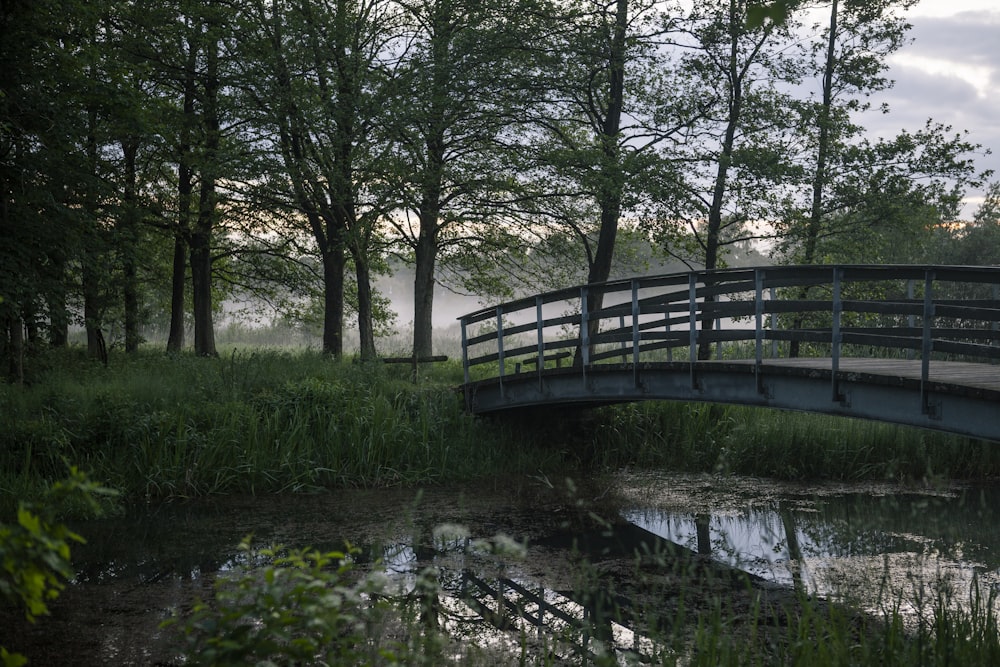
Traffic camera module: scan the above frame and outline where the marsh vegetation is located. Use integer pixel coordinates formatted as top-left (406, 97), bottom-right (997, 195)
top-left (3, 349), bottom-right (1000, 664)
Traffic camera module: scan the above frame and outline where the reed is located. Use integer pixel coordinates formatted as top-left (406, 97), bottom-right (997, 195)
top-left (0, 348), bottom-right (555, 505)
top-left (3, 347), bottom-right (998, 512)
top-left (587, 401), bottom-right (1000, 481)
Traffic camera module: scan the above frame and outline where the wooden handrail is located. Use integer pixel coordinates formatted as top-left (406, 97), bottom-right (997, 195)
top-left (459, 265), bottom-right (1000, 391)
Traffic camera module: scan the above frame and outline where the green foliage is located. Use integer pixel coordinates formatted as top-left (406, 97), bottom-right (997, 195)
top-left (0, 349), bottom-right (557, 501)
top-left (934, 181), bottom-right (1000, 266)
top-left (746, 0), bottom-right (798, 28)
top-left (167, 539), bottom-right (397, 666)
top-left (0, 468), bottom-right (117, 665)
top-left (588, 401), bottom-right (1000, 482)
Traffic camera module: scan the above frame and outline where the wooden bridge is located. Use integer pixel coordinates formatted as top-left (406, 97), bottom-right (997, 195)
top-left (458, 265), bottom-right (1000, 442)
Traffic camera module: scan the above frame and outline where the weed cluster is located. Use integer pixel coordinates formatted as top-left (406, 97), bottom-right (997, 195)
top-left (588, 401), bottom-right (1000, 482)
top-left (3, 348), bottom-right (998, 512)
top-left (0, 349), bottom-right (554, 507)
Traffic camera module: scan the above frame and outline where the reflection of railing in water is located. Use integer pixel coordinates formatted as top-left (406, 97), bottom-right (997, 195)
top-left (456, 569), bottom-right (656, 662)
top-left (459, 265), bottom-right (1000, 440)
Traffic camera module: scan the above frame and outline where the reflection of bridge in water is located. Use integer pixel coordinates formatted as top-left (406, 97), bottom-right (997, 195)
top-left (437, 520), bottom-right (755, 663)
top-left (459, 265), bottom-right (1000, 442)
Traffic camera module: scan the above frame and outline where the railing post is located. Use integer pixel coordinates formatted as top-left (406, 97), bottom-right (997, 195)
top-left (536, 296), bottom-right (545, 390)
top-left (461, 317), bottom-right (470, 385)
top-left (755, 269), bottom-right (764, 393)
top-left (921, 270), bottom-right (935, 413)
top-left (619, 313), bottom-right (627, 363)
top-left (769, 287), bottom-right (778, 358)
top-left (992, 283), bottom-right (999, 364)
top-left (715, 316), bottom-right (723, 359)
top-left (831, 267), bottom-right (843, 402)
top-left (665, 302), bottom-right (673, 362)
top-left (906, 279), bottom-right (916, 360)
top-left (689, 273), bottom-right (698, 389)
top-left (580, 286), bottom-right (590, 382)
top-left (632, 279), bottom-right (640, 387)
top-left (496, 306), bottom-right (505, 398)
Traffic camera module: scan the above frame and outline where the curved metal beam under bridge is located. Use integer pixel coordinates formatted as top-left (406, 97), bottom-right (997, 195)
top-left (458, 265), bottom-right (1000, 442)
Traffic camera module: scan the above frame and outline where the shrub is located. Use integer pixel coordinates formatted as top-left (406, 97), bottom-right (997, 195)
top-left (0, 467), bottom-right (117, 666)
top-left (167, 539), bottom-right (401, 666)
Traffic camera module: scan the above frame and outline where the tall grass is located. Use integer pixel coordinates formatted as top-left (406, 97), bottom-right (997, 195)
top-left (3, 347), bottom-right (999, 512)
top-left (0, 348), bottom-right (557, 506)
top-left (585, 401), bottom-right (1000, 482)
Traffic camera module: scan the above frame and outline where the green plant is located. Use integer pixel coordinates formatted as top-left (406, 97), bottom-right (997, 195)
top-left (168, 539), bottom-right (402, 666)
top-left (0, 467), bottom-right (117, 666)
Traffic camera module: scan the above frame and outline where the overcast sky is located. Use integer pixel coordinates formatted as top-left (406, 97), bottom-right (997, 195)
top-left (865, 0), bottom-right (1000, 213)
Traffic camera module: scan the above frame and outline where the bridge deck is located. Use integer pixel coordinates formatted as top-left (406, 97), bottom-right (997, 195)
top-left (738, 358), bottom-right (1000, 397)
top-left (467, 358), bottom-right (1000, 400)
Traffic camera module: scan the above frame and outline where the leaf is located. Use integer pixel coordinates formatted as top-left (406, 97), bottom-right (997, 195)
top-left (747, 1), bottom-right (793, 29)
top-left (16, 510), bottom-right (41, 536)
top-left (1, 647), bottom-right (29, 667)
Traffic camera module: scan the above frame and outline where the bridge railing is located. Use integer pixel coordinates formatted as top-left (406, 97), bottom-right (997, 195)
top-left (459, 265), bottom-right (1000, 397)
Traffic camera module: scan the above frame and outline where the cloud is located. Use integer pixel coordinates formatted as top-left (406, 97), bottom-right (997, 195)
top-left (857, 9), bottom-right (1000, 210)
top-left (904, 12), bottom-right (1000, 68)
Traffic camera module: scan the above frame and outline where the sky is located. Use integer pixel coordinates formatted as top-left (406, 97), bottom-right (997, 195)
top-left (865, 0), bottom-right (1000, 213)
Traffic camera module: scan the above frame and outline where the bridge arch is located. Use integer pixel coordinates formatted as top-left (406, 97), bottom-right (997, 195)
top-left (458, 265), bottom-right (1000, 442)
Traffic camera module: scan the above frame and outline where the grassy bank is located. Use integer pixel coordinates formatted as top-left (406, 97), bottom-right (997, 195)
top-left (3, 348), bottom-right (999, 511)
top-left (0, 348), bottom-right (556, 508)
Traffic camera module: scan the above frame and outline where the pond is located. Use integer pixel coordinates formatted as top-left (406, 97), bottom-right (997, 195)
top-left (3, 473), bottom-right (999, 665)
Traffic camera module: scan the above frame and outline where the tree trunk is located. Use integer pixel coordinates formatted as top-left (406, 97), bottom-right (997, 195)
top-left (790, 0), bottom-right (837, 359)
top-left (123, 256), bottom-right (139, 353)
top-left (698, 0), bottom-right (743, 361)
top-left (23, 299), bottom-right (39, 350)
top-left (121, 136), bottom-right (141, 353)
top-left (83, 262), bottom-right (107, 364)
top-left (189, 230), bottom-right (216, 357)
top-left (190, 33), bottom-right (220, 358)
top-left (168, 38), bottom-right (197, 354)
top-left (354, 249), bottom-right (376, 360)
top-left (322, 244), bottom-right (346, 357)
top-left (411, 2), bottom-right (451, 360)
top-left (5, 314), bottom-right (24, 384)
top-left (576, 0), bottom-right (628, 365)
top-left (47, 251), bottom-right (69, 347)
top-left (167, 234), bottom-right (187, 352)
top-left (412, 229), bottom-right (437, 359)
top-left (83, 102), bottom-right (106, 363)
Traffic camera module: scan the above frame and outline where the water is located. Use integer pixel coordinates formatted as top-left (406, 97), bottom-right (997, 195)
top-left (617, 473), bottom-right (1000, 613)
top-left (3, 474), bottom-right (999, 664)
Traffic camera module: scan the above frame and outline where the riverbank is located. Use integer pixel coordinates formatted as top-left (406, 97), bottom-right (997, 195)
top-left (3, 348), bottom-right (999, 513)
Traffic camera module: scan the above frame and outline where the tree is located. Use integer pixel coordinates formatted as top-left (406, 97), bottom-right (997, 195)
top-left (780, 0), bottom-right (917, 267)
top-left (667, 0), bottom-right (804, 276)
top-left (782, 121), bottom-right (989, 265)
top-left (1, 0), bottom-right (117, 374)
top-left (514, 0), bottom-right (701, 349)
top-left (381, 0), bottom-right (535, 358)
top-left (637, 0), bottom-right (805, 358)
top-left (236, 0), bottom-right (401, 359)
top-left (923, 181), bottom-right (1000, 267)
